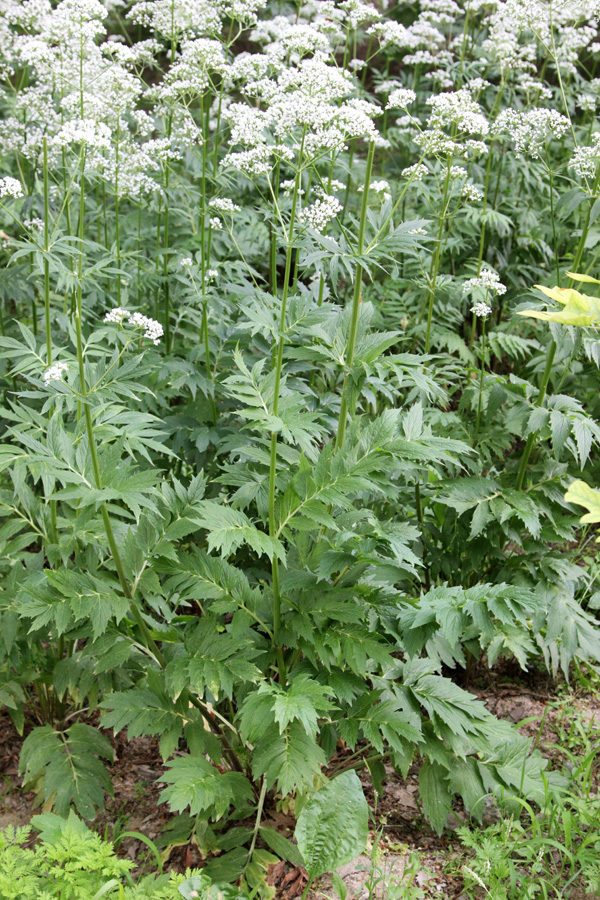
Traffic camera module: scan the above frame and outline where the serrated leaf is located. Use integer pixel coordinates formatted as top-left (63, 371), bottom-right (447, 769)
top-left (418, 760), bottom-right (451, 835)
top-left (159, 755), bottom-right (253, 820)
top-left (19, 724), bottom-right (113, 819)
top-left (193, 501), bottom-right (285, 563)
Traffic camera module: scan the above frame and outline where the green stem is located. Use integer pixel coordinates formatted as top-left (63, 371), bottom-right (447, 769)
top-left (162, 112), bottom-right (173, 353)
top-left (514, 339), bottom-right (557, 491)
top-left (115, 120), bottom-right (121, 306)
top-left (546, 154), bottom-right (560, 285)
top-left (71, 167), bottom-right (242, 772)
top-left (474, 317), bottom-right (486, 444)
top-left (199, 93), bottom-right (217, 424)
top-left (245, 777), bottom-right (268, 871)
top-left (268, 142), bottom-right (305, 682)
top-left (423, 159), bottom-right (453, 353)
top-left (415, 481), bottom-right (430, 591)
top-left (43, 136), bottom-right (51, 365)
top-left (335, 141), bottom-right (375, 449)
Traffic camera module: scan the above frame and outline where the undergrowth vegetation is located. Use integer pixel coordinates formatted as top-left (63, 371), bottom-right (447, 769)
top-left (2, 0), bottom-right (600, 895)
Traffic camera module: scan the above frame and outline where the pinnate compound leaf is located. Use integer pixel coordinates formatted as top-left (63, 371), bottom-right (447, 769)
top-left (100, 685), bottom-right (185, 760)
top-left (192, 501), bottom-right (286, 562)
top-left (295, 771), bottom-right (368, 880)
top-left (251, 722), bottom-right (326, 795)
top-left (19, 724), bottom-right (113, 820)
top-left (158, 755), bottom-right (253, 820)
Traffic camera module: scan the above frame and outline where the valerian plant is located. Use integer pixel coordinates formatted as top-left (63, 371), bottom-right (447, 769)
top-left (1, 0), bottom-right (600, 883)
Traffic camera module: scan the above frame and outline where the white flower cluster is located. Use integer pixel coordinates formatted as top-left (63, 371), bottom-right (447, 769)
top-left (104, 307), bottom-right (164, 344)
top-left (402, 163), bottom-right (428, 181)
top-left (209, 198), bottom-right (241, 214)
top-left (299, 194), bottom-right (342, 232)
top-left (0, 176), bottom-right (23, 199)
top-left (471, 301), bottom-right (493, 318)
top-left (129, 312), bottom-right (164, 345)
top-left (43, 361), bottom-right (69, 385)
top-left (160, 39), bottom-right (228, 100)
top-left (463, 269), bottom-right (507, 296)
top-left (386, 88), bottom-right (416, 109)
top-left (53, 119), bottom-right (112, 150)
top-left (462, 183), bottom-right (484, 201)
top-left (104, 306), bottom-right (130, 324)
top-left (569, 134), bottom-right (600, 181)
top-left (427, 89), bottom-right (489, 136)
top-left (360, 179), bottom-right (390, 195)
top-left (494, 108), bottom-right (569, 158)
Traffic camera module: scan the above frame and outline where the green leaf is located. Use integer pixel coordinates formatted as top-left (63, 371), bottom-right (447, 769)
top-left (159, 755), bottom-right (253, 820)
top-left (166, 618), bottom-right (261, 702)
top-left (251, 722), bottom-right (326, 795)
top-left (418, 760), bottom-right (452, 834)
top-left (259, 826), bottom-right (304, 867)
top-left (517, 285), bottom-right (600, 327)
top-left (295, 771), bottom-right (368, 880)
top-left (100, 685), bottom-right (187, 761)
top-left (193, 501), bottom-right (286, 562)
top-left (19, 724), bottom-right (113, 819)
top-left (565, 479), bottom-right (600, 524)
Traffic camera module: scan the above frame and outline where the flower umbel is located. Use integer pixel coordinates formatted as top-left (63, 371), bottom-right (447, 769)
top-left (43, 361), bottom-right (69, 385)
top-left (104, 308), bottom-right (164, 344)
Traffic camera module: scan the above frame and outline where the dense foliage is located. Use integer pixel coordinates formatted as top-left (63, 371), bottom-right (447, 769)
top-left (0, 811), bottom-right (244, 899)
top-left (1, 0), bottom-right (600, 887)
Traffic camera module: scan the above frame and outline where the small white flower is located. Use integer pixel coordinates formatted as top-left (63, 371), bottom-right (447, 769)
top-left (206, 269), bottom-right (218, 281)
top-left (128, 312), bottom-right (164, 345)
top-left (209, 198), bottom-right (241, 213)
top-left (180, 257), bottom-right (193, 267)
top-left (104, 308), bottom-right (164, 344)
top-left (471, 301), bottom-right (492, 318)
top-left (209, 217), bottom-right (223, 230)
top-left (461, 183), bottom-right (484, 201)
top-left (360, 179), bottom-right (390, 193)
top-left (0, 176), bottom-right (23, 199)
top-left (386, 88), bottom-right (416, 109)
top-left (43, 361), bottom-right (68, 385)
top-left (402, 163), bottom-right (428, 181)
top-left (298, 194), bottom-right (342, 232)
top-left (23, 217), bottom-right (43, 231)
top-left (104, 307), bottom-right (130, 324)
top-left (463, 268), bottom-right (507, 296)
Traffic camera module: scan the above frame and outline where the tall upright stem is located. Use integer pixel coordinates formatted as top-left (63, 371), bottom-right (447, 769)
top-left (473, 317), bottom-right (487, 444)
top-left (335, 141), bottom-right (375, 449)
top-left (514, 339), bottom-right (557, 491)
top-left (268, 141), bottom-right (305, 681)
top-left (43, 137), bottom-right (58, 543)
top-left (423, 159), bottom-right (453, 353)
top-left (43, 137), bottom-right (52, 366)
top-left (115, 120), bottom-right (122, 306)
top-left (199, 94), bottom-right (217, 424)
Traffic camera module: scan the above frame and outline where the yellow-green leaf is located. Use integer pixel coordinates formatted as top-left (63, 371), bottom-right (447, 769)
top-left (565, 271), bottom-right (600, 284)
top-left (518, 286), bottom-right (600, 327)
top-left (564, 480), bottom-right (600, 524)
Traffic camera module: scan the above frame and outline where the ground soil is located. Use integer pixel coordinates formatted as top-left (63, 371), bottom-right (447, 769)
top-left (1, 659), bottom-right (599, 899)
